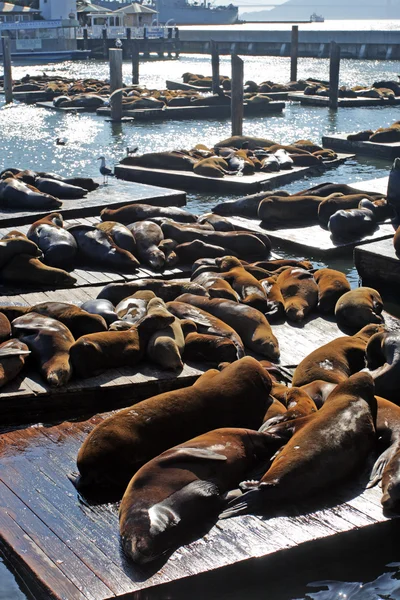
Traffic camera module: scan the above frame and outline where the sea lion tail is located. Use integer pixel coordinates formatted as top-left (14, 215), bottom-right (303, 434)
top-left (219, 488), bottom-right (261, 519)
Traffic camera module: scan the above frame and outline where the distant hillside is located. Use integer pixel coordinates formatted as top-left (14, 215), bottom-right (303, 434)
top-left (242, 0), bottom-right (400, 21)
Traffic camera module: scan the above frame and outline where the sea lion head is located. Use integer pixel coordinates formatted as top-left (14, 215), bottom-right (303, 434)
top-left (381, 456), bottom-right (400, 513)
top-left (215, 256), bottom-right (242, 271)
top-left (355, 323), bottom-right (386, 341)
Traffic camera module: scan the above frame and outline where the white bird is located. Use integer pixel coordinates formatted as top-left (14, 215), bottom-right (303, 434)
top-left (126, 146), bottom-right (138, 156)
top-left (97, 156), bottom-right (114, 184)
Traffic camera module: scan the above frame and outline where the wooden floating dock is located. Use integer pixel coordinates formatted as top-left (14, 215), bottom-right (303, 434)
top-left (0, 178), bottom-right (186, 228)
top-left (115, 154), bottom-right (353, 195)
top-left (36, 101), bottom-right (91, 113)
top-left (322, 134), bottom-right (400, 161)
top-left (355, 237), bottom-right (400, 290)
top-left (165, 80), bottom-right (290, 100)
top-left (288, 92), bottom-right (400, 107)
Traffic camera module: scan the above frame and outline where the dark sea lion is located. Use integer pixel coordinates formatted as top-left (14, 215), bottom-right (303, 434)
top-left (212, 191), bottom-right (275, 218)
top-left (197, 213), bottom-right (235, 231)
top-left (0, 231), bottom-right (41, 268)
top-left (70, 310), bottom-right (174, 379)
top-left (252, 259), bottom-right (313, 271)
top-left (0, 178), bottom-right (62, 210)
top-left (216, 256), bottom-right (268, 310)
top-left (277, 267), bottom-right (318, 322)
top-left (258, 195), bottom-right (323, 224)
top-left (36, 173), bottom-right (99, 192)
top-left (313, 268), bottom-right (351, 314)
top-left (12, 312), bottom-right (74, 387)
top-left (359, 198), bottom-right (394, 222)
top-left (192, 272), bottom-right (239, 302)
top-left (27, 213), bottom-right (78, 268)
top-left (221, 373), bottom-right (377, 518)
top-left (364, 331), bottom-right (400, 401)
top-left (183, 331), bottom-right (238, 364)
top-left (347, 130), bottom-right (373, 141)
top-left (120, 151), bottom-right (196, 171)
top-left (166, 301), bottom-right (245, 359)
top-left (68, 224), bottom-right (139, 272)
top-left (128, 221), bottom-right (165, 270)
top-left (96, 222), bottom-right (136, 254)
top-left (1, 254), bottom-right (77, 288)
top-left (292, 323), bottom-right (385, 387)
top-left (335, 287), bottom-right (384, 332)
top-left (328, 208), bottom-right (378, 240)
top-left (318, 194), bottom-right (377, 227)
top-left (13, 169), bottom-right (37, 186)
top-left (0, 313), bottom-right (11, 343)
top-left (146, 297), bottom-right (184, 370)
top-left (76, 357), bottom-right (273, 493)
top-left (35, 178), bottom-right (87, 199)
top-left (98, 279), bottom-right (207, 306)
top-left (20, 302), bottom-right (108, 338)
top-left (80, 299), bottom-right (118, 327)
top-left (119, 427), bottom-right (281, 563)
top-left (394, 226), bottom-right (400, 255)
top-left (175, 294), bottom-right (280, 361)
top-left (175, 239), bottom-right (237, 263)
top-left (0, 338), bottom-right (30, 388)
top-left (263, 397), bottom-right (287, 424)
top-left (300, 183), bottom-right (384, 199)
top-left (101, 203), bottom-right (196, 225)
top-left (214, 136), bottom-right (276, 150)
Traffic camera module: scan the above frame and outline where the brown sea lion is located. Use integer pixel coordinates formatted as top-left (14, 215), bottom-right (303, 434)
top-left (0, 313), bottom-right (11, 343)
top-left (1, 254), bottom-right (77, 288)
top-left (175, 294), bottom-right (280, 361)
top-left (192, 272), bottom-right (240, 302)
top-left (0, 231), bottom-right (42, 269)
top-left (252, 259), bottom-right (313, 272)
top-left (292, 323), bottom-right (385, 387)
top-left (197, 213), bottom-right (235, 231)
top-left (394, 226), bottom-right (400, 255)
top-left (183, 331), bottom-right (239, 364)
top-left (175, 239), bottom-right (238, 263)
top-left (347, 130), bottom-right (373, 141)
top-left (100, 203), bottom-right (196, 225)
top-left (34, 177), bottom-right (87, 199)
top-left (212, 191), bottom-right (278, 218)
top-left (221, 373), bottom-right (377, 518)
top-left (0, 338), bottom-right (30, 388)
top-left (314, 268), bottom-right (351, 314)
top-left (76, 357), bottom-right (273, 494)
top-left (115, 290), bottom-right (156, 324)
top-left (216, 256), bottom-right (268, 310)
top-left (259, 276), bottom-right (285, 321)
top-left (12, 312), bottom-right (74, 387)
top-left (70, 310), bottom-right (174, 379)
top-left (299, 380), bottom-right (337, 408)
top-left (96, 222), bottom-right (137, 254)
top-left (277, 267), bottom-right (318, 322)
top-left (214, 136), bottom-right (275, 150)
top-left (119, 427), bottom-right (281, 563)
top-left (193, 157), bottom-right (231, 178)
top-left (98, 279), bottom-right (207, 305)
top-left (128, 221), bottom-right (165, 270)
top-left (120, 151), bottom-right (196, 171)
top-left (0, 177), bottom-right (62, 210)
top-left (318, 194), bottom-right (377, 227)
top-left (297, 183), bottom-right (384, 199)
top-left (364, 331), bottom-right (400, 402)
top-left (258, 195), bottom-right (323, 224)
top-left (27, 213), bottom-right (78, 269)
top-left (335, 287), bottom-right (384, 332)
top-left (260, 387), bottom-right (318, 430)
top-left (166, 301), bottom-right (245, 359)
top-left (263, 397), bottom-right (287, 424)
top-left (145, 297), bottom-right (184, 370)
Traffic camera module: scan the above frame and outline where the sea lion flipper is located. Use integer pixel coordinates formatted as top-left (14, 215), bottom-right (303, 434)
top-left (0, 346), bottom-right (30, 357)
top-left (219, 488), bottom-right (260, 519)
top-left (159, 447), bottom-right (228, 465)
top-left (368, 446), bottom-right (396, 488)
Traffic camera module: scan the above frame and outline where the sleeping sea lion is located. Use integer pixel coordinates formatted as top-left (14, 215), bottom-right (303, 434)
top-left (292, 323), bottom-right (385, 387)
top-left (0, 338), bottom-right (30, 388)
top-left (216, 256), bottom-right (268, 310)
top-left (120, 152), bottom-right (196, 171)
top-left (192, 272), bottom-right (239, 302)
top-left (193, 157), bottom-right (231, 178)
top-left (119, 427), bottom-right (281, 564)
top-left (183, 331), bottom-right (238, 364)
top-left (197, 213), bottom-right (235, 231)
top-left (214, 136), bottom-right (275, 150)
top-left (76, 357), bottom-right (273, 494)
top-left (212, 191), bottom-right (278, 218)
top-left (260, 276), bottom-right (285, 321)
top-left (313, 268), bottom-right (351, 314)
top-left (221, 373), bottom-right (377, 518)
top-left (258, 195), bottom-right (323, 224)
top-left (98, 279), bottom-right (207, 306)
top-left (1, 254), bottom-right (77, 288)
top-left (18, 302), bottom-right (107, 339)
top-left (364, 331), bottom-right (400, 401)
top-left (128, 221), bottom-right (165, 270)
top-left (145, 297), bottom-right (185, 370)
top-left (96, 222), bottom-right (136, 254)
top-left (276, 267), bottom-right (318, 322)
top-left (328, 208), bottom-right (377, 241)
top-left (335, 287), bottom-right (384, 332)
top-left (318, 194), bottom-right (377, 227)
top-left (80, 299), bottom-right (118, 327)
top-left (0, 231), bottom-right (42, 269)
top-left (252, 259), bottom-right (313, 271)
top-left (259, 387), bottom-right (318, 430)
top-left (100, 203), bottom-right (196, 225)
top-left (0, 178), bottom-right (62, 210)
top-left (175, 239), bottom-right (238, 263)
top-left (115, 291), bottom-right (156, 325)
top-left (34, 178), bottom-right (87, 199)
top-left (12, 312), bottom-right (74, 387)
top-left (0, 313), bottom-right (11, 343)
top-left (175, 294), bottom-right (280, 361)
top-left (27, 213), bottom-right (78, 268)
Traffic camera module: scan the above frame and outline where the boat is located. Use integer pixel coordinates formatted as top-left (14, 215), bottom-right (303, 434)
top-left (310, 12), bottom-right (324, 22)
top-left (151, 0), bottom-right (239, 25)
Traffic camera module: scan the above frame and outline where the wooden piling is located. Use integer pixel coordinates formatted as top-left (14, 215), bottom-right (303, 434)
top-left (83, 28), bottom-right (89, 51)
top-left (2, 36), bottom-right (12, 104)
top-left (102, 27), bottom-right (108, 59)
top-left (290, 25), bottom-right (298, 82)
top-left (109, 48), bottom-right (123, 122)
top-left (131, 39), bottom-right (139, 85)
top-left (211, 40), bottom-right (220, 94)
top-left (231, 53), bottom-right (244, 137)
top-left (329, 41), bottom-right (341, 110)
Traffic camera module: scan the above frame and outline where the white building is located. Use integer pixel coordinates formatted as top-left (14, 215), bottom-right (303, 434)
top-left (39, 0), bottom-right (78, 21)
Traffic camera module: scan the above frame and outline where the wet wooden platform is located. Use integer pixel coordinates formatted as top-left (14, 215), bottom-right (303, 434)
top-left (115, 154), bottom-right (353, 195)
top-left (165, 81), bottom-right (290, 100)
top-left (36, 101), bottom-right (90, 113)
top-left (322, 133), bottom-right (400, 161)
top-left (0, 178), bottom-right (186, 227)
top-left (355, 237), bottom-right (400, 289)
top-left (288, 92), bottom-right (400, 107)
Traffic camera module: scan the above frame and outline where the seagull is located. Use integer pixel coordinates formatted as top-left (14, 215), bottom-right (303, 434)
top-left (56, 137), bottom-right (66, 146)
top-left (126, 146), bottom-right (138, 156)
top-left (97, 156), bottom-right (114, 184)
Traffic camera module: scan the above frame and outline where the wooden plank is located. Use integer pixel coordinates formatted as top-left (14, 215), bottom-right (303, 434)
top-left (288, 92), bottom-right (400, 107)
top-left (0, 178), bottom-right (186, 227)
top-left (355, 236), bottom-right (400, 289)
top-left (323, 134), bottom-right (400, 160)
top-left (115, 154), bottom-right (354, 195)
top-left (36, 101), bottom-right (88, 113)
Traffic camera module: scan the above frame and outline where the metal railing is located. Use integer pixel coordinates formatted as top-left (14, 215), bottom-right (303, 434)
top-left (76, 25), bottom-right (169, 39)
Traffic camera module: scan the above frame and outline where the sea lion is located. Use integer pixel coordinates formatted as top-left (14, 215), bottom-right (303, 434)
top-left (100, 204), bottom-right (196, 225)
top-left (80, 299), bottom-right (118, 327)
top-left (197, 213), bottom-right (235, 231)
top-left (36, 173), bottom-right (99, 192)
top-left (119, 427), bottom-right (281, 564)
top-left (347, 130), bottom-right (374, 141)
top-left (183, 331), bottom-right (238, 364)
top-left (175, 239), bottom-right (238, 263)
top-left (221, 373), bottom-right (377, 518)
top-left (128, 221), bottom-right (165, 270)
top-left (0, 231), bottom-right (42, 269)
top-left (318, 194), bottom-right (377, 227)
top-left (120, 152), bottom-right (196, 171)
top-left (68, 224), bottom-right (139, 272)
top-left (292, 323), bottom-right (385, 387)
top-left (276, 267), bottom-right (318, 322)
top-left (313, 268), bottom-right (351, 314)
top-left (193, 157), bottom-right (231, 178)
top-left (263, 397), bottom-right (287, 424)
top-left (364, 331), bottom-right (400, 401)
top-left (1, 254), bottom-right (77, 288)
top-left (145, 297), bottom-right (185, 370)
top-left (212, 191), bottom-right (278, 218)
top-left (260, 276), bottom-right (285, 321)
top-left (175, 294), bottom-right (280, 361)
top-left (0, 313), bottom-right (11, 343)
top-left (12, 312), bottom-right (74, 387)
top-left (70, 310), bottom-right (174, 379)
top-left (0, 178), bottom-right (62, 210)
top-left (0, 338), bottom-right (30, 388)
top-left (299, 380), bottom-right (337, 408)
top-left (98, 279), bottom-right (207, 306)
top-left (166, 301), bottom-right (245, 359)
top-left (34, 178), bottom-right (87, 199)
top-left (96, 222), bottom-right (136, 254)
top-left (358, 198), bottom-right (394, 222)
top-left (258, 195), bottom-right (323, 224)
top-left (27, 214), bottom-right (78, 269)
top-left (214, 136), bottom-right (275, 150)
top-left (192, 272), bottom-right (239, 302)
top-left (394, 226), bottom-right (400, 255)
top-left (215, 256), bottom-right (268, 310)
top-left (328, 208), bottom-right (377, 241)
top-left (76, 357), bottom-right (273, 493)
top-left (298, 183), bottom-right (384, 200)
top-left (335, 287), bottom-right (384, 332)
top-left (115, 291), bottom-right (156, 324)
top-left (260, 387), bottom-right (318, 429)
top-left (252, 259), bottom-right (313, 271)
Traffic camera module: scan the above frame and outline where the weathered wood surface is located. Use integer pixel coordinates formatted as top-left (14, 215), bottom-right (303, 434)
top-left (288, 92), bottom-right (400, 107)
top-left (36, 101), bottom-right (89, 113)
top-left (355, 236), bottom-right (400, 289)
top-left (115, 154), bottom-right (354, 195)
top-left (322, 134), bottom-right (400, 160)
top-left (0, 178), bottom-right (186, 227)
top-left (0, 409), bottom-right (394, 600)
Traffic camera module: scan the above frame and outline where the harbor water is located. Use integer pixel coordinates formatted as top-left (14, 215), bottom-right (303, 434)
top-left (0, 49), bottom-right (399, 598)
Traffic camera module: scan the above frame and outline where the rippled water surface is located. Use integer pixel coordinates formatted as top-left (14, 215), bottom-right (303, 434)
top-left (0, 50), bottom-right (399, 599)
